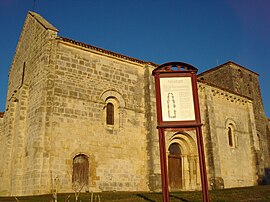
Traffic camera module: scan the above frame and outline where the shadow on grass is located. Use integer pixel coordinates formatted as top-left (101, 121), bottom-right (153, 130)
top-left (0, 185), bottom-right (270, 202)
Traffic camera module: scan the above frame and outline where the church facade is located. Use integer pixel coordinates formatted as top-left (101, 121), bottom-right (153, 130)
top-left (0, 12), bottom-right (269, 196)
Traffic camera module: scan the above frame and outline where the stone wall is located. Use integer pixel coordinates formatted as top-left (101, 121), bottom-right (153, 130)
top-left (0, 11), bottom-right (265, 196)
top-left (199, 82), bottom-right (257, 188)
top-left (47, 40), bottom-right (157, 192)
top-left (0, 12), bottom-right (58, 195)
top-left (198, 62), bottom-right (270, 181)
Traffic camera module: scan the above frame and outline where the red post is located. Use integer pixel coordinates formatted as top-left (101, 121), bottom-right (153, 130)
top-left (196, 126), bottom-right (210, 202)
top-left (152, 62), bottom-right (210, 202)
top-left (158, 127), bottom-right (170, 202)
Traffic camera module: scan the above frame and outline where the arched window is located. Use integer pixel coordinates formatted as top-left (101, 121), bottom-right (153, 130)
top-left (101, 91), bottom-right (125, 129)
top-left (225, 120), bottom-right (237, 148)
top-left (106, 103), bottom-right (114, 125)
top-left (227, 123), bottom-right (236, 147)
top-left (228, 126), bottom-right (233, 147)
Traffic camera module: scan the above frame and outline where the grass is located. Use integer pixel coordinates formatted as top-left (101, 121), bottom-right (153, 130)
top-left (0, 185), bottom-right (269, 202)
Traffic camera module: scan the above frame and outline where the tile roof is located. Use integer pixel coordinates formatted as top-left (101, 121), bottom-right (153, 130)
top-left (59, 37), bottom-right (158, 67)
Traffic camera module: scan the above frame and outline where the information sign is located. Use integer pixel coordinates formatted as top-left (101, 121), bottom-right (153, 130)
top-left (160, 77), bottom-right (195, 121)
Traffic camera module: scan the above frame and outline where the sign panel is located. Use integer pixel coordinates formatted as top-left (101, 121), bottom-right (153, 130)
top-left (160, 77), bottom-right (195, 121)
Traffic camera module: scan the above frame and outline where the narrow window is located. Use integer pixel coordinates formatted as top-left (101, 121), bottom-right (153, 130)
top-left (228, 126), bottom-right (233, 147)
top-left (106, 103), bottom-right (114, 125)
top-left (20, 62), bottom-right (26, 88)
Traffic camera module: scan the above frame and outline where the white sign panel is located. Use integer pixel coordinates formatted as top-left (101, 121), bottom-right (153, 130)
top-left (160, 77), bottom-right (195, 121)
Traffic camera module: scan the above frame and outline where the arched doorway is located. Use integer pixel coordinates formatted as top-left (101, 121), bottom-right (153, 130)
top-left (168, 132), bottom-right (199, 190)
top-left (72, 154), bottom-right (89, 190)
top-left (168, 143), bottom-right (182, 190)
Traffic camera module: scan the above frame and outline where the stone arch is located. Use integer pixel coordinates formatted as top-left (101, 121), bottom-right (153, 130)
top-left (168, 132), bottom-right (199, 190)
top-left (225, 118), bottom-right (237, 131)
top-left (100, 90), bottom-right (125, 108)
top-left (100, 90), bottom-right (125, 129)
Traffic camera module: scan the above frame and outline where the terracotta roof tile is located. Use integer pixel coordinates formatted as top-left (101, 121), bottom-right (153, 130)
top-left (59, 37), bottom-right (158, 67)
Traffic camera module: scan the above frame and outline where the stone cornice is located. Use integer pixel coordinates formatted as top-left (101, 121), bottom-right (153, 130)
top-left (198, 81), bottom-right (252, 104)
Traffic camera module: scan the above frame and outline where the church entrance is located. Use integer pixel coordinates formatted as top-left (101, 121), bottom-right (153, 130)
top-left (167, 132), bottom-right (200, 190)
top-left (168, 143), bottom-right (182, 190)
top-left (72, 154), bottom-right (89, 190)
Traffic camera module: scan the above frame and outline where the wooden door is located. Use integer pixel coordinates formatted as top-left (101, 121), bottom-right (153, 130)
top-left (72, 154), bottom-right (89, 189)
top-left (168, 143), bottom-right (182, 190)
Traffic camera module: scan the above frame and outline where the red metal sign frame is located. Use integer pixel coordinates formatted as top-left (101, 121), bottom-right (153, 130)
top-left (152, 62), bottom-right (209, 202)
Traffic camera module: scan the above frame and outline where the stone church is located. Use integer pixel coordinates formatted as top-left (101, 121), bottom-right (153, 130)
top-left (0, 11), bottom-right (269, 196)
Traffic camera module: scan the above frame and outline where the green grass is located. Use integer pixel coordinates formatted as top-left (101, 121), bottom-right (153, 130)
top-left (0, 185), bottom-right (270, 202)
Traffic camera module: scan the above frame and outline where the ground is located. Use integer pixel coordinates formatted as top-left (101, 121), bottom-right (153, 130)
top-left (0, 185), bottom-right (269, 202)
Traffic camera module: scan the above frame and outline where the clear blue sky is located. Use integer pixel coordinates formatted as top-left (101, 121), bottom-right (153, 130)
top-left (0, 0), bottom-right (269, 117)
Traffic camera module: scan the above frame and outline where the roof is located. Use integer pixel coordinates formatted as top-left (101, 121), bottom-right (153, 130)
top-left (28, 11), bottom-right (58, 32)
top-left (27, 12), bottom-right (258, 75)
top-left (198, 61), bottom-right (259, 77)
top-left (59, 37), bottom-right (158, 67)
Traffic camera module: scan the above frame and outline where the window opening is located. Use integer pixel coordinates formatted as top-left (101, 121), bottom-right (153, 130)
top-left (228, 127), bottom-right (233, 146)
top-left (106, 103), bottom-right (114, 125)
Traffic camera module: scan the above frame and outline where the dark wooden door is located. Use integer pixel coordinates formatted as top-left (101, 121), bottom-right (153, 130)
top-left (168, 143), bottom-right (182, 190)
top-left (72, 155), bottom-right (89, 189)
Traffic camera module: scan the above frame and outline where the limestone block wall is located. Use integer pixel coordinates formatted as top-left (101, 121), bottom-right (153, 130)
top-left (199, 82), bottom-right (257, 188)
top-left (46, 41), bottom-right (152, 193)
top-left (198, 62), bottom-right (270, 176)
top-left (145, 67), bottom-right (162, 192)
top-left (0, 11), bottom-right (266, 196)
top-left (0, 12), bottom-right (58, 196)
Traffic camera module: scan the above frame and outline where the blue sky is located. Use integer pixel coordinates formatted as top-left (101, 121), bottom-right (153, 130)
top-left (0, 0), bottom-right (269, 117)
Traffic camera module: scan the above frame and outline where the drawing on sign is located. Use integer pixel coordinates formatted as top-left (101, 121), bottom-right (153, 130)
top-left (160, 77), bottom-right (195, 121)
top-left (167, 93), bottom-right (176, 118)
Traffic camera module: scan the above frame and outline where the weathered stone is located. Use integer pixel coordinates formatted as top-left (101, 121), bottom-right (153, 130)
top-left (0, 11), bottom-right (269, 197)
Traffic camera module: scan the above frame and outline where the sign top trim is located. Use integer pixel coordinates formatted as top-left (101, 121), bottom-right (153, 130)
top-left (152, 62), bottom-right (198, 76)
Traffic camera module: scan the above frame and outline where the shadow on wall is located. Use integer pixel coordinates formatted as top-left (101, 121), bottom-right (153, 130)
top-left (258, 168), bottom-right (270, 185)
